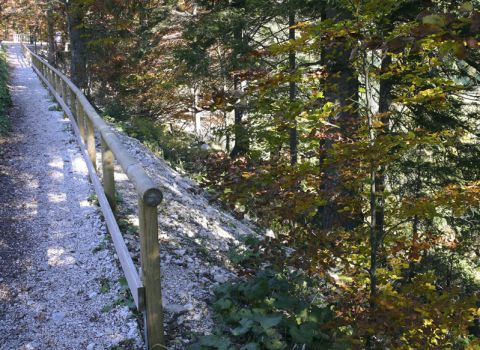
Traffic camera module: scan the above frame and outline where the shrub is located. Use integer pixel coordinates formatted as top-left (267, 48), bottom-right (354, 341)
top-left (189, 269), bottom-right (352, 350)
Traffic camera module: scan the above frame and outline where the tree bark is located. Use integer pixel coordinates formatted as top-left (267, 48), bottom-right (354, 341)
top-left (65, 1), bottom-right (87, 90)
top-left (374, 54), bottom-right (393, 245)
top-left (318, 7), bottom-right (359, 231)
top-left (288, 12), bottom-right (297, 165)
top-left (229, 74), bottom-right (249, 158)
top-left (46, 0), bottom-right (55, 65)
top-left (229, 6), bottom-right (249, 159)
top-left (192, 84), bottom-right (201, 135)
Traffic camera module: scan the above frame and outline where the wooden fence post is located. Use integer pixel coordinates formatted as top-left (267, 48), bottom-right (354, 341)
top-left (62, 80), bottom-right (68, 119)
top-left (85, 114), bottom-right (97, 170)
top-left (138, 198), bottom-right (165, 350)
top-left (62, 80), bottom-right (68, 104)
top-left (70, 88), bottom-right (77, 119)
top-left (76, 100), bottom-right (86, 141)
top-left (101, 136), bottom-right (116, 212)
top-left (56, 75), bottom-right (61, 97)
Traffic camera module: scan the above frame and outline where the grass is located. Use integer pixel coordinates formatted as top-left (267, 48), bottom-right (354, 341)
top-left (0, 45), bottom-right (11, 136)
top-left (99, 276), bottom-right (111, 294)
top-left (92, 238), bottom-right (108, 253)
top-left (117, 217), bottom-right (138, 236)
top-left (101, 277), bottom-right (137, 313)
top-left (87, 193), bottom-right (99, 205)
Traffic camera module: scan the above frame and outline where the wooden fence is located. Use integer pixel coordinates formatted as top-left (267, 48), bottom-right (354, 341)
top-left (21, 44), bottom-right (166, 350)
top-left (14, 33), bottom-right (30, 43)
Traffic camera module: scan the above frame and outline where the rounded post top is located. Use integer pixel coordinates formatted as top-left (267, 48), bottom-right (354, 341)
top-left (143, 188), bottom-right (163, 207)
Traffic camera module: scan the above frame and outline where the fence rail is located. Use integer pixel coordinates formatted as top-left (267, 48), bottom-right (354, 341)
top-left (21, 44), bottom-right (165, 349)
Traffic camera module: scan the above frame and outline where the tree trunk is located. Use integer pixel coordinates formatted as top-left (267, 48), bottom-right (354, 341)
top-left (46, 0), bottom-right (55, 65)
top-left (374, 54), bottom-right (393, 239)
top-left (66, 1), bottom-right (87, 90)
top-left (318, 7), bottom-right (359, 231)
top-left (192, 84), bottom-right (201, 135)
top-left (229, 74), bottom-right (249, 158)
top-left (288, 12), bottom-right (297, 165)
top-left (229, 14), bottom-right (249, 159)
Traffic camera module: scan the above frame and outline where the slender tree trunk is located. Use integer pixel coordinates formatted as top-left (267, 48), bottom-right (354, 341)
top-left (288, 12), bottom-right (297, 165)
top-left (229, 22), bottom-right (249, 158)
top-left (374, 54), bottom-right (392, 239)
top-left (229, 0), bottom-right (249, 158)
top-left (366, 53), bottom-right (394, 349)
top-left (225, 109), bottom-right (230, 152)
top-left (407, 168), bottom-right (422, 283)
top-left (230, 74), bottom-right (249, 158)
top-left (368, 142), bottom-right (378, 308)
top-left (365, 51), bottom-right (378, 322)
top-left (138, 0), bottom-right (149, 51)
top-left (192, 84), bottom-right (201, 135)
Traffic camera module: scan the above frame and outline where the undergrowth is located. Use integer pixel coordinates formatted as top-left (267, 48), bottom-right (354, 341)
top-left (102, 103), bottom-right (210, 177)
top-left (0, 45), bottom-right (11, 135)
top-left (188, 269), bottom-right (352, 350)
top-left (98, 103), bottom-right (353, 350)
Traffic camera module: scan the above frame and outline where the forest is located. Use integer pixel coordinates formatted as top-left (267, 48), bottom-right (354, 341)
top-left (2, 0), bottom-right (480, 349)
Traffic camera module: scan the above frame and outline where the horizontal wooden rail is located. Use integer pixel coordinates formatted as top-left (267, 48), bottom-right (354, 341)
top-left (22, 44), bottom-right (165, 349)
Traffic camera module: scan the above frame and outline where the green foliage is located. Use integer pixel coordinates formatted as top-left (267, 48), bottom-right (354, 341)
top-left (117, 217), bottom-right (138, 236)
top-left (227, 234), bottom-right (262, 268)
top-left (193, 1), bottom-right (480, 347)
top-left (91, 239), bottom-right (107, 253)
top-left (87, 193), bottom-right (99, 205)
top-left (99, 276), bottom-right (110, 294)
top-left (0, 46), bottom-right (11, 136)
top-left (104, 102), bottom-right (131, 122)
top-left (101, 277), bottom-right (137, 313)
top-left (189, 269), bottom-right (351, 350)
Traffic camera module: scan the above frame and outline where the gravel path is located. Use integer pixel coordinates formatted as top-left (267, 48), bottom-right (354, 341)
top-left (0, 43), bottom-right (264, 349)
top-left (0, 44), bottom-right (142, 350)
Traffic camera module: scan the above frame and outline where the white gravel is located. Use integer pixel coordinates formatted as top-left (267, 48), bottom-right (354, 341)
top-left (0, 44), bottom-right (142, 349)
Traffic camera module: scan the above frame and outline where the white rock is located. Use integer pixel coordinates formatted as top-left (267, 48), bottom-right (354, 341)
top-left (174, 249), bottom-right (186, 256)
top-left (213, 273), bottom-right (228, 283)
top-left (51, 312), bottom-right (66, 322)
top-left (265, 229), bottom-right (276, 238)
top-left (164, 302), bottom-right (193, 314)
